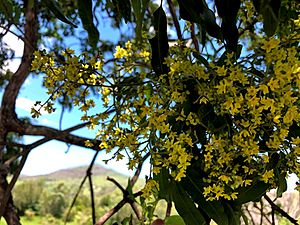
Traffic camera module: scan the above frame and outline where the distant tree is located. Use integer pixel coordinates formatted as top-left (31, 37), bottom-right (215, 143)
top-left (13, 179), bottom-right (44, 214)
top-left (0, 0), bottom-right (299, 225)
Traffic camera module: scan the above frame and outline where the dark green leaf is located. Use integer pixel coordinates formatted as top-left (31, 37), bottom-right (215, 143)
top-left (44, 0), bottom-right (77, 28)
top-left (172, 183), bottom-right (206, 225)
top-left (193, 52), bottom-right (209, 68)
top-left (165, 215), bottom-right (186, 225)
top-left (112, 0), bottom-right (132, 24)
top-left (177, 0), bottom-right (222, 40)
top-left (154, 168), bottom-right (173, 202)
top-left (149, 6), bottom-right (169, 75)
top-left (126, 178), bottom-right (135, 200)
top-left (77, 0), bottom-right (99, 48)
top-left (223, 203), bottom-right (241, 225)
top-left (235, 181), bottom-right (270, 205)
top-left (252, 0), bottom-right (281, 36)
top-left (262, 5), bottom-right (279, 36)
top-left (276, 171), bottom-right (287, 197)
top-left (181, 169), bottom-right (229, 225)
top-left (131, 0), bottom-right (150, 42)
top-left (0, 0), bottom-right (13, 20)
top-left (288, 122), bottom-right (300, 139)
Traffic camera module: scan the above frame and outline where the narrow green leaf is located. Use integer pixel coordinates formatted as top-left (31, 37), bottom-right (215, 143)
top-left (77, 0), bottom-right (99, 48)
top-left (177, 0), bottom-right (222, 40)
top-left (251, 0), bottom-right (281, 36)
top-left (44, 0), bottom-right (77, 28)
top-left (131, 0), bottom-right (150, 42)
top-left (144, 83), bottom-right (153, 101)
top-left (0, 0), bottom-right (14, 21)
top-left (165, 215), bottom-right (186, 225)
top-left (262, 5), bottom-right (279, 36)
top-left (235, 181), bottom-right (270, 205)
top-left (223, 203), bottom-right (241, 225)
top-left (149, 6), bottom-right (169, 75)
top-left (112, 0), bottom-right (132, 23)
top-left (193, 52), bottom-right (209, 68)
top-left (172, 183), bottom-right (206, 225)
top-left (181, 169), bottom-right (229, 225)
top-left (154, 168), bottom-right (173, 202)
top-left (276, 171), bottom-right (287, 197)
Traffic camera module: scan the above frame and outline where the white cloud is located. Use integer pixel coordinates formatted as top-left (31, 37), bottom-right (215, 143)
top-left (16, 97), bottom-right (52, 115)
top-left (0, 27), bottom-right (24, 73)
top-left (15, 97), bottom-right (35, 112)
top-left (40, 118), bottom-right (55, 126)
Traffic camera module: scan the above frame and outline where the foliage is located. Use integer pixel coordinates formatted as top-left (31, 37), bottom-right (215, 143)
top-left (0, 0), bottom-right (299, 225)
top-left (13, 180), bottom-right (44, 214)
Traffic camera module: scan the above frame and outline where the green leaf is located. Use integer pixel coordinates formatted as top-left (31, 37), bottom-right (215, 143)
top-left (131, 0), bottom-right (150, 42)
top-left (126, 178), bottom-right (135, 201)
top-left (215, 0), bottom-right (240, 52)
top-left (112, 0), bottom-right (132, 24)
top-left (223, 203), bottom-right (241, 225)
top-left (149, 6), bottom-right (169, 76)
top-left (177, 0), bottom-right (222, 40)
top-left (165, 215), bottom-right (186, 225)
top-left (172, 183), bottom-right (206, 225)
top-left (154, 168), bottom-right (173, 202)
top-left (193, 52), bottom-right (209, 68)
top-left (276, 171), bottom-right (287, 198)
top-left (77, 0), bottom-right (99, 48)
top-left (144, 83), bottom-right (153, 101)
top-left (0, 0), bottom-right (13, 19)
top-left (262, 5), bottom-right (279, 36)
top-left (235, 181), bottom-right (270, 205)
top-left (44, 0), bottom-right (77, 28)
top-left (181, 169), bottom-right (229, 225)
top-left (252, 0), bottom-right (281, 36)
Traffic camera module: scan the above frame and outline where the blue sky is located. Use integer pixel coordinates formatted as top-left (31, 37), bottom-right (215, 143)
top-left (0, 28), bottom-right (150, 179)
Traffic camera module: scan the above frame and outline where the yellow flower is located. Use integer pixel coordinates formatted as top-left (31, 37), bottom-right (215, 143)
top-left (261, 170), bottom-right (274, 183)
top-left (142, 180), bottom-right (159, 198)
top-left (84, 140), bottom-right (94, 147)
top-left (261, 38), bottom-right (280, 53)
top-left (114, 46), bottom-right (128, 58)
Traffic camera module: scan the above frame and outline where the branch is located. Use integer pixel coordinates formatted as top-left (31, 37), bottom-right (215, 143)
top-left (0, 1), bottom-right (38, 224)
top-left (130, 152), bottom-right (150, 187)
top-left (166, 0), bottom-right (182, 41)
top-left (264, 194), bottom-right (298, 225)
top-left (95, 199), bottom-right (127, 225)
top-left (191, 23), bottom-right (199, 52)
top-left (15, 122), bottom-right (102, 151)
top-left (64, 151), bottom-right (99, 224)
top-left (1, 122), bottom-right (94, 221)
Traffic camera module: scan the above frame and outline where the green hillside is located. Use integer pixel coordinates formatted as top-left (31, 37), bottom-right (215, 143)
top-left (1, 165), bottom-right (150, 225)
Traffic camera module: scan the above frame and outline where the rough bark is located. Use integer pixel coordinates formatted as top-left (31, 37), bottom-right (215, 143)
top-left (0, 0), bottom-right (38, 224)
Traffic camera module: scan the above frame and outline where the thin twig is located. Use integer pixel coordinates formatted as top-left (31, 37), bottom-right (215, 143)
top-left (107, 176), bottom-right (126, 192)
top-left (96, 154), bottom-right (150, 224)
top-left (166, 202), bottom-right (172, 217)
top-left (264, 195), bottom-right (298, 225)
top-left (64, 151), bottom-right (99, 224)
top-left (88, 172), bottom-right (96, 225)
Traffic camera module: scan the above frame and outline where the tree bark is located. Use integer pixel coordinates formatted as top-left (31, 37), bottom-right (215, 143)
top-left (0, 0), bottom-right (38, 224)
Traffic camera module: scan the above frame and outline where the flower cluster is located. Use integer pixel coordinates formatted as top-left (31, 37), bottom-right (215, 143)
top-left (31, 10), bottom-right (300, 202)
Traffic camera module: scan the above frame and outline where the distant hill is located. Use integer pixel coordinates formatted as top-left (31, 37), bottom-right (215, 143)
top-left (22, 164), bottom-right (121, 181)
